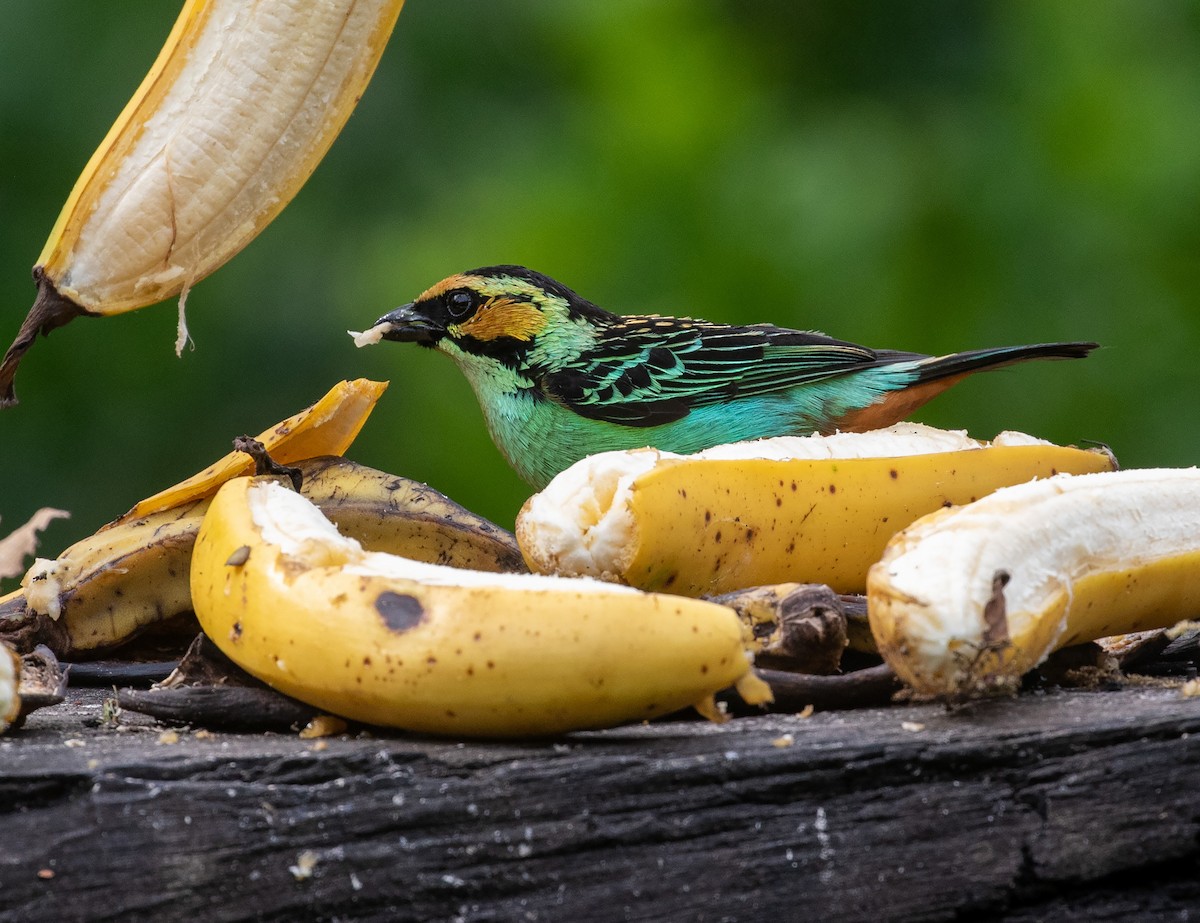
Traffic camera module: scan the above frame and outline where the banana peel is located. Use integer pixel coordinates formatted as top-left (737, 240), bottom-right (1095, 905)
top-left (867, 468), bottom-right (1200, 699)
top-left (709, 583), bottom-right (848, 675)
top-left (110, 378), bottom-right (386, 525)
top-left (190, 478), bottom-right (772, 737)
top-left (7, 455), bottom-right (524, 659)
top-left (517, 423), bottom-right (1116, 596)
top-left (3, 378), bottom-right (429, 658)
top-left (1, 0), bottom-right (406, 406)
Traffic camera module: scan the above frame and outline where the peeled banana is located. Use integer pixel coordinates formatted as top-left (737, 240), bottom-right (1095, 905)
top-left (517, 423), bottom-right (1115, 596)
top-left (0, 0), bottom-right (406, 406)
top-left (867, 468), bottom-right (1200, 698)
top-left (191, 478), bottom-right (771, 737)
top-left (10, 456), bottom-right (523, 658)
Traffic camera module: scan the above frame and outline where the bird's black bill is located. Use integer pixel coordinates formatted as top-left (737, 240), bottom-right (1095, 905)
top-left (372, 303), bottom-right (445, 345)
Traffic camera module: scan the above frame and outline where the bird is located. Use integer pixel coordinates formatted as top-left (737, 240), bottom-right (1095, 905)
top-left (355, 265), bottom-right (1097, 489)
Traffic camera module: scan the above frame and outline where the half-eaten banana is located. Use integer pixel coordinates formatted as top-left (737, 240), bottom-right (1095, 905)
top-left (517, 424), bottom-right (1115, 596)
top-left (1, 0), bottom-right (406, 405)
top-left (191, 479), bottom-right (771, 737)
top-left (867, 468), bottom-right (1200, 698)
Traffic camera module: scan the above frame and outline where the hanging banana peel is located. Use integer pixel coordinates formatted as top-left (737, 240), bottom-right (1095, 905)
top-left (190, 478), bottom-right (771, 737)
top-left (517, 423), bottom-right (1116, 596)
top-left (867, 468), bottom-right (1200, 699)
top-left (0, 0), bottom-right (406, 406)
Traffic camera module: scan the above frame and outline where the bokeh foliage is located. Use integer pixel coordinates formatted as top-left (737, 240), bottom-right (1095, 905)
top-left (1, 1), bottom-right (1197, 567)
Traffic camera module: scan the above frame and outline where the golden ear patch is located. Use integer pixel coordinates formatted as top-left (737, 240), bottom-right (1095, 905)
top-left (458, 298), bottom-right (545, 342)
top-left (416, 274), bottom-right (472, 303)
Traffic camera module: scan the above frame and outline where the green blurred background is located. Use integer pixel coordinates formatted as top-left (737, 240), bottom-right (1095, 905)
top-left (1, 1), bottom-right (1198, 572)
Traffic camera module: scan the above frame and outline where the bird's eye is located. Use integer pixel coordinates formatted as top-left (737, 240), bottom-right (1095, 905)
top-left (447, 291), bottom-right (474, 319)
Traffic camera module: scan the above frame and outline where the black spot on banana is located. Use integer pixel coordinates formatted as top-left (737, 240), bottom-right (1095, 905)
top-left (376, 592), bottom-right (426, 633)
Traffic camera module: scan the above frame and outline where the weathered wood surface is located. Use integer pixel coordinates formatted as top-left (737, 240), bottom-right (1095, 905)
top-left (1, 686), bottom-right (1198, 922)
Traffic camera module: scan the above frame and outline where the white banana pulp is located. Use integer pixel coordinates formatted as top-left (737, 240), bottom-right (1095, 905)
top-left (873, 467), bottom-right (1200, 658)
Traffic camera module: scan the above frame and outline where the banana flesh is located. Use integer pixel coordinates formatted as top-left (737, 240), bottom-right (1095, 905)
top-left (0, 644), bottom-right (18, 735)
top-left (517, 423), bottom-right (1116, 596)
top-left (867, 468), bottom-right (1200, 698)
top-left (1, 0), bottom-right (406, 405)
top-left (9, 457), bottom-right (524, 658)
top-left (191, 479), bottom-right (771, 737)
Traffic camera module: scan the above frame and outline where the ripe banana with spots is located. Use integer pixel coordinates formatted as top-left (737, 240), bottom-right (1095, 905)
top-left (0, 0), bottom-right (406, 406)
top-left (298, 457), bottom-right (527, 572)
top-left (3, 456), bottom-right (523, 658)
top-left (191, 478), bottom-right (771, 736)
top-left (517, 423), bottom-right (1115, 597)
top-left (867, 468), bottom-right (1200, 699)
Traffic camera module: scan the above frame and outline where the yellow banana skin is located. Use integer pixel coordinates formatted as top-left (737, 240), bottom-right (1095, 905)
top-left (4, 458), bottom-right (524, 659)
top-left (1, 0), bottom-right (405, 405)
top-left (109, 378), bottom-right (387, 527)
top-left (15, 500), bottom-right (207, 656)
top-left (518, 424), bottom-right (1116, 596)
top-left (192, 479), bottom-right (768, 737)
top-left (867, 468), bottom-right (1200, 699)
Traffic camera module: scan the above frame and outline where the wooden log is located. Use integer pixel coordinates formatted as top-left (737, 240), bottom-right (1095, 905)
top-left (0, 686), bottom-right (1197, 922)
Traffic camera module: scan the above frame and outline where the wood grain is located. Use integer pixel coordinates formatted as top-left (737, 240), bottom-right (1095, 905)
top-left (1, 686), bottom-right (1197, 922)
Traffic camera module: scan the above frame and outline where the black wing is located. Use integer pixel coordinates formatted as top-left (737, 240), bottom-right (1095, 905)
top-left (540, 316), bottom-right (901, 427)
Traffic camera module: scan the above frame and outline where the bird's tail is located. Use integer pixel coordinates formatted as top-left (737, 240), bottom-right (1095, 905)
top-left (904, 341), bottom-right (1099, 384)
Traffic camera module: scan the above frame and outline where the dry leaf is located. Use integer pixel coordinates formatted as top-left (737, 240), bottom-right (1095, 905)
top-left (0, 508), bottom-right (69, 579)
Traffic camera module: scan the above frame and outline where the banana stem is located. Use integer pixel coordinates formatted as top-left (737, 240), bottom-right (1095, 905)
top-left (0, 269), bottom-right (88, 408)
top-left (232, 435), bottom-right (304, 491)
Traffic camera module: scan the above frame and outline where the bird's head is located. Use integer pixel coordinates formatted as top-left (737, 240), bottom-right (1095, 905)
top-left (360, 265), bottom-right (608, 370)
